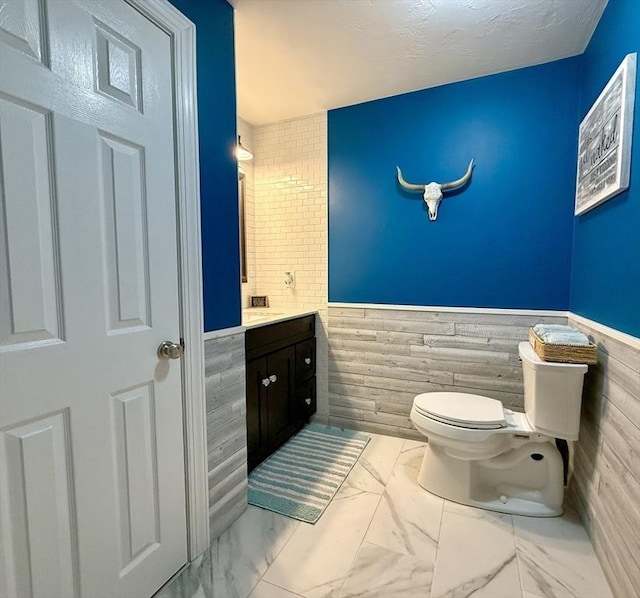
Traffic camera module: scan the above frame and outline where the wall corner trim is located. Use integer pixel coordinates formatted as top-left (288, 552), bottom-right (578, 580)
top-left (568, 312), bottom-right (640, 349)
top-left (328, 302), bottom-right (568, 318)
top-left (203, 326), bottom-right (247, 341)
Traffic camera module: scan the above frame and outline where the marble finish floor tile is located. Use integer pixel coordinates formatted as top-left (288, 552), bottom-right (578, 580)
top-left (395, 439), bottom-right (426, 471)
top-left (211, 505), bottom-right (299, 598)
top-left (262, 488), bottom-right (381, 598)
top-left (365, 464), bottom-right (443, 561)
top-left (431, 502), bottom-right (522, 598)
top-left (248, 581), bottom-right (303, 598)
top-left (159, 431), bottom-right (613, 598)
top-left (339, 542), bottom-right (433, 598)
top-left (514, 509), bottom-right (613, 598)
top-left (154, 548), bottom-right (212, 598)
top-left (340, 434), bottom-right (404, 494)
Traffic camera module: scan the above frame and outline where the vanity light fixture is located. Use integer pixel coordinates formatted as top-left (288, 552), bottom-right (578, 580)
top-left (236, 135), bottom-right (253, 161)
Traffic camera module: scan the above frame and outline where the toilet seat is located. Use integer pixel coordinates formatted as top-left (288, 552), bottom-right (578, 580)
top-left (413, 392), bottom-right (507, 430)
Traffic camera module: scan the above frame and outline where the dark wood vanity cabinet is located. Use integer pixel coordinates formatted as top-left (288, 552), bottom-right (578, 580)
top-left (246, 315), bottom-right (316, 472)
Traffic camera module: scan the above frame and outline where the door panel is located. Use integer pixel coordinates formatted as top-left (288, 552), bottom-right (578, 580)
top-left (112, 382), bottom-right (161, 572)
top-left (0, 97), bottom-right (63, 348)
top-left (0, 1), bottom-right (188, 596)
top-left (94, 19), bottom-right (142, 110)
top-left (0, 0), bottom-right (47, 63)
top-left (99, 132), bottom-right (151, 332)
top-left (0, 411), bottom-right (77, 598)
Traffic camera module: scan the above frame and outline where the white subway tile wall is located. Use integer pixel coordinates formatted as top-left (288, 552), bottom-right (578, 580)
top-left (238, 118), bottom-right (256, 310)
top-left (241, 113), bottom-right (329, 420)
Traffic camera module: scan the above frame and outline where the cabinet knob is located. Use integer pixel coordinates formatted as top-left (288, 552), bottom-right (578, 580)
top-left (269, 374), bottom-right (277, 383)
top-left (262, 378), bottom-right (270, 387)
top-left (305, 398), bottom-right (311, 406)
top-left (304, 357), bottom-right (312, 365)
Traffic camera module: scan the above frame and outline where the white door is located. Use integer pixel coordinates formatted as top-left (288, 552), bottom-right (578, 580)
top-left (0, 1), bottom-right (188, 596)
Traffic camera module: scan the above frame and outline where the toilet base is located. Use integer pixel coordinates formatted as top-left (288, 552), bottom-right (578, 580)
top-left (417, 440), bottom-right (564, 517)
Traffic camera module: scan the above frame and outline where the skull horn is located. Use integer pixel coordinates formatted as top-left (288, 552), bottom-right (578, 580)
top-left (439, 159), bottom-right (475, 190)
top-left (396, 166), bottom-right (425, 191)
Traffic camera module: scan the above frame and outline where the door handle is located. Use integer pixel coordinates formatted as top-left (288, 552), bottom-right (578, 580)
top-left (304, 357), bottom-right (311, 365)
top-left (158, 340), bottom-right (184, 360)
top-left (262, 378), bottom-right (270, 387)
top-left (305, 398), bottom-right (311, 406)
top-left (269, 374), bottom-right (277, 383)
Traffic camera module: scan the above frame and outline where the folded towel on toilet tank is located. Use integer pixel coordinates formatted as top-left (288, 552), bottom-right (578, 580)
top-left (532, 324), bottom-right (590, 346)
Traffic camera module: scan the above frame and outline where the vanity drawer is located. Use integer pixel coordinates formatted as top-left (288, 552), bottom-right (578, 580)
top-left (297, 376), bottom-right (316, 420)
top-left (246, 315), bottom-right (315, 360)
top-left (295, 338), bottom-right (316, 382)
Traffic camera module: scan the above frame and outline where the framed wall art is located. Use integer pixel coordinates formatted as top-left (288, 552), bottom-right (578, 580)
top-left (575, 53), bottom-right (637, 215)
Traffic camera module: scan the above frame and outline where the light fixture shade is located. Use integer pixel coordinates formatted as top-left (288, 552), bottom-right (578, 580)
top-left (236, 135), bottom-right (253, 161)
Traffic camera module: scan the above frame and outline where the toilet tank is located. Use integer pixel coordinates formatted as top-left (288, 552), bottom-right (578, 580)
top-left (518, 342), bottom-right (589, 441)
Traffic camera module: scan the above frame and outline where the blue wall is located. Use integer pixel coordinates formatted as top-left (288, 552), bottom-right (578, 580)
top-left (570, 0), bottom-right (640, 337)
top-left (329, 58), bottom-right (581, 310)
top-left (170, 0), bottom-right (241, 332)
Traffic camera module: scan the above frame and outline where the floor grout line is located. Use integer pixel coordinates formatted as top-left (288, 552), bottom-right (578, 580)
top-left (335, 432), bottom-right (398, 598)
top-left (252, 513), bottom-right (301, 594)
top-left (512, 513), bottom-right (527, 598)
top-left (428, 493), bottom-right (446, 598)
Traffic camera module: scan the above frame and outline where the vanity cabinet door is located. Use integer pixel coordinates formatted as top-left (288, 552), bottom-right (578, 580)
top-left (245, 316), bottom-right (317, 471)
top-left (265, 346), bottom-right (297, 452)
top-left (246, 356), bottom-right (269, 471)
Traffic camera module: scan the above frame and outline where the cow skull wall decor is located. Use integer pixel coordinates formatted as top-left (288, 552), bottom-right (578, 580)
top-left (396, 159), bottom-right (475, 221)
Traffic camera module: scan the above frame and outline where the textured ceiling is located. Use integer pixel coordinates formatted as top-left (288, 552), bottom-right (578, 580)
top-left (230, 0), bottom-right (607, 125)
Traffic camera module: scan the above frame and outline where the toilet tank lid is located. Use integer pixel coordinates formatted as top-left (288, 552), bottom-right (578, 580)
top-left (518, 342), bottom-right (589, 372)
top-left (413, 392), bottom-right (506, 427)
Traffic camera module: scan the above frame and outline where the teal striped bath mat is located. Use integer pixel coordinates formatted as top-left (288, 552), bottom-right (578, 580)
top-left (248, 424), bottom-right (370, 524)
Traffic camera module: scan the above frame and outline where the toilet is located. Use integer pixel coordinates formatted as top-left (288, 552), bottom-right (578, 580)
top-left (410, 342), bottom-right (588, 517)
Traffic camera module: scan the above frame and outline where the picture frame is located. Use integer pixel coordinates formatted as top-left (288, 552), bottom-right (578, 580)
top-left (575, 53), bottom-right (637, 216)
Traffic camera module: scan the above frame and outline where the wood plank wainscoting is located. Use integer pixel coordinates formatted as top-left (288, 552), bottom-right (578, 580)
top-left (203, 328), bottom-right (248, 539)
top-left (326, 304), bottom-right (639, 598)
top-left (327, 304), bottom-right (567, 439)
top-left (567, 315), bottom-right (640, 598)
top-left (197, 307), bottom-right (638, 598)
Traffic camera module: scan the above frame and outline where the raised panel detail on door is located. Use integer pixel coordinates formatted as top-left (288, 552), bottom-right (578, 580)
top-left (94, 20), bottom-right (142, 111)
top-left (0, 96), bottom-right (63, 350)
top-left (99, 132), bottom-right (151, 333)
top-left (112, 382), bottom-right (160, 573)
top-left (0, 411), bottom-right (79, 598)
top-left (0, 0), bottom-right (48, 64)
top-left (266, 346), bottom-right (296, 451)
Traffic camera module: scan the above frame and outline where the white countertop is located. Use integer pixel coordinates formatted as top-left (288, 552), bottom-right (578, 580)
top-left (242, 308), bottom-right (318, 329)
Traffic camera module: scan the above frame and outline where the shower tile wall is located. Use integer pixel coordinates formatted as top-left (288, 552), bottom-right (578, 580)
top-left (327, 305), bottom-right (567, 438)
top-left (244, 113), bottom-right (329, 421)
top-left (568, 315), bottom-right (640, 598)
top-left (204, 331), bottom-right (247, 539)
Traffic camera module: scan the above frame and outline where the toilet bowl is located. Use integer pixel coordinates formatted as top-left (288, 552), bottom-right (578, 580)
top-left (410, 342), bottom-right (588, 517)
